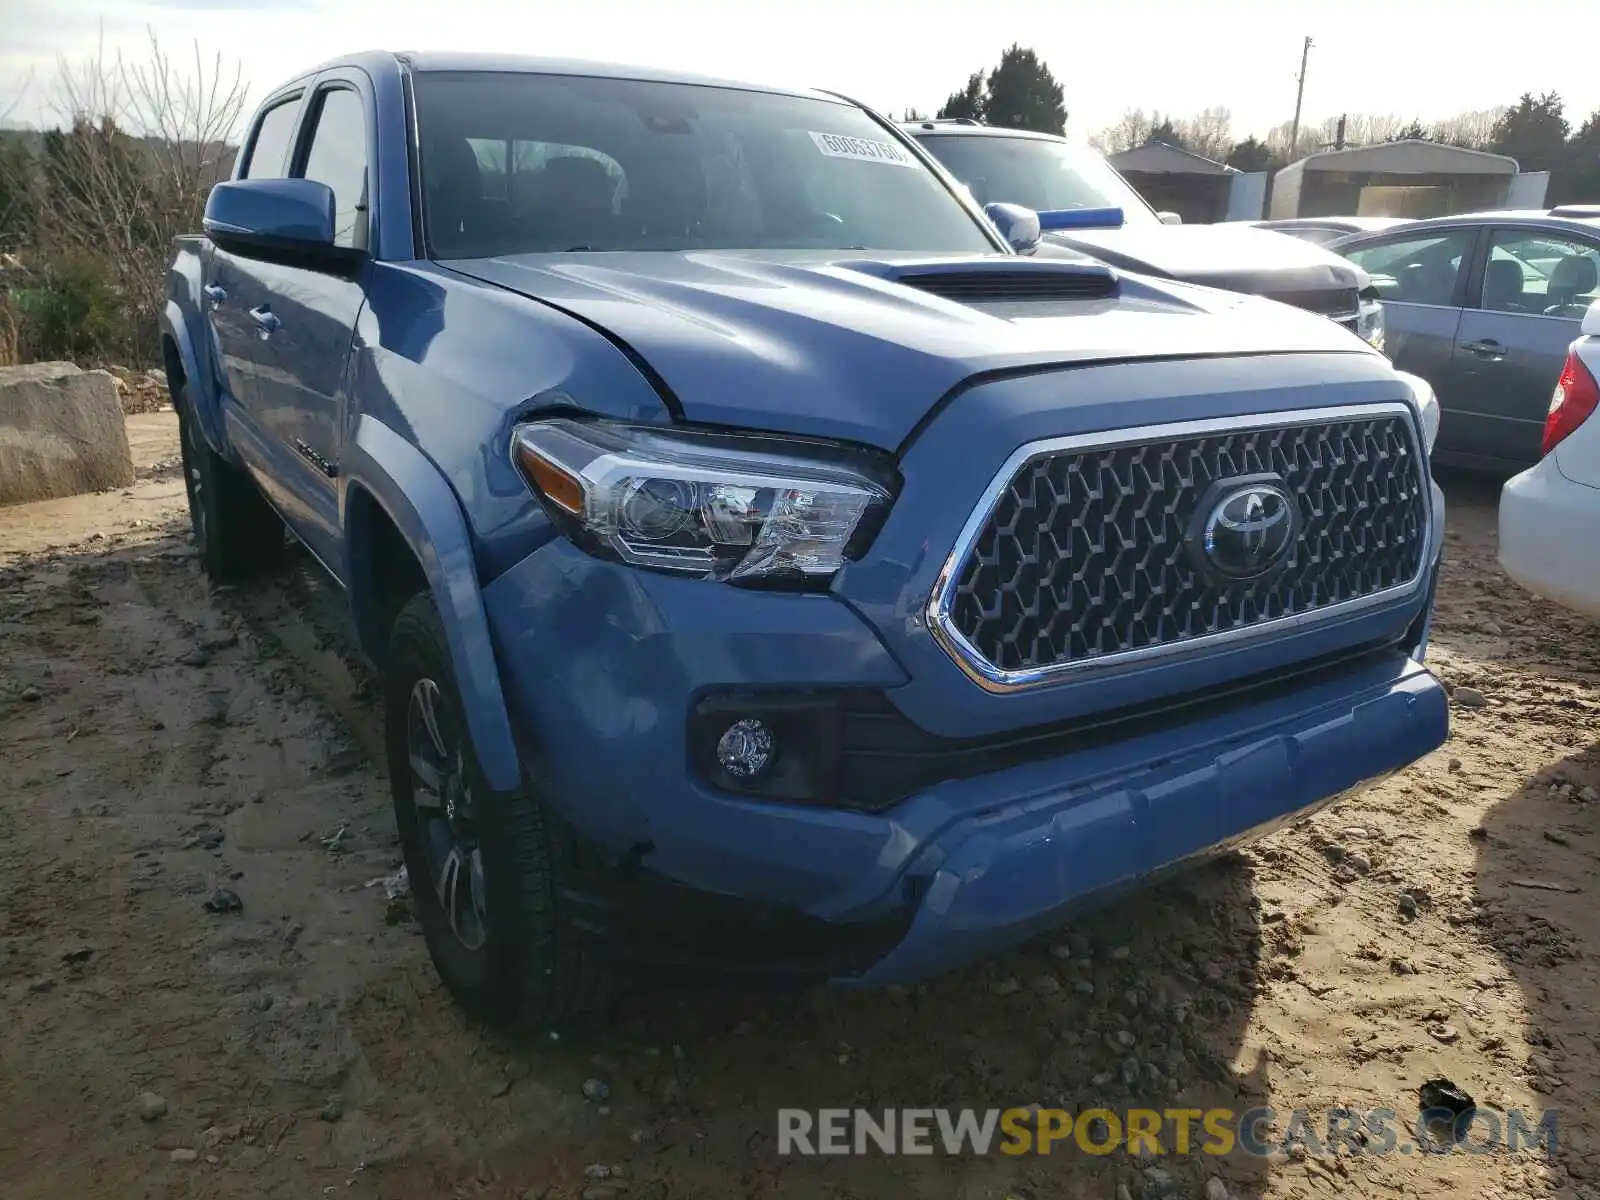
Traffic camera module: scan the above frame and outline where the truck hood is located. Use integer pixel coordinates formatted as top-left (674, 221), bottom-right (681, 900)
top-left (446, 249), bottom-right (1373, 450)
top-left (1046, 223), bottom-right (1370, 298)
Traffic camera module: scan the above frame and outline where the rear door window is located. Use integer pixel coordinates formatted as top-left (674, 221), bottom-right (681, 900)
top-left (1479, 229), bottom-right (1600, 316)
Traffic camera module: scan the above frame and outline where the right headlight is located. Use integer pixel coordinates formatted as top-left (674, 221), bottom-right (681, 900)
top-left (511, 418), bottom-right (895, 587)
top-left (1397, 370), bottom-right (1440, 455)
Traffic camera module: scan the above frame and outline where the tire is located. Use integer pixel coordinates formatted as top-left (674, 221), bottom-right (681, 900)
top-left (174, 381), bottom-right (286, 582)
top-left (384, 590), bottom-right (608, 1026)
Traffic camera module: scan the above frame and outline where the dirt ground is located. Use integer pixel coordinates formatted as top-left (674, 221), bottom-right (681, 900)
top-left (3, 412), bottom-right (1599, 1200)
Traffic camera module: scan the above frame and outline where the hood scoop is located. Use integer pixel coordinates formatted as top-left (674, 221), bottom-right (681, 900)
top-left (840, 257), bottom-right (1119, 306)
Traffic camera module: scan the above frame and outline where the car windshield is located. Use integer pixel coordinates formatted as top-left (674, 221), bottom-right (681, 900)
top-left (411, 72), bottom-right (996, 258)
top-left (914, 134), bottom-right (1158, 226)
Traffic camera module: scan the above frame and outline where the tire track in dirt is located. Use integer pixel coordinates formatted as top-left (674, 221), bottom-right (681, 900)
top-left (0, 521), bottom-right (439, 1199)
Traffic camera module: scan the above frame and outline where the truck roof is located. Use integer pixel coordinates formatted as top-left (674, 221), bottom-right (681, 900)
top-left (283, 49), bottom-right (839, 105)
top-left (902, 121), bottom-right (1070, 145)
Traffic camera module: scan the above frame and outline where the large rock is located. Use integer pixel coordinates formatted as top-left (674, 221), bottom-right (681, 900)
top-left (0, 362), bottom-right (135, 505)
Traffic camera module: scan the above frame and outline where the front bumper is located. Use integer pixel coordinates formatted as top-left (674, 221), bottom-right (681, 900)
top-left (480, 357), bottom-right (1446, 985)
top-left (1500, 456), bottom-right (1600, 621)
top-left (483, 541), bottom-right (1447, 985)
top-left (849, 648), bottom-right (1442, 983)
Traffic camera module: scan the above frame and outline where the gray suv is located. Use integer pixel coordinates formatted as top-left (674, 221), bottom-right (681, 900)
top-left (1332, 207), bottom-right (1600, 471)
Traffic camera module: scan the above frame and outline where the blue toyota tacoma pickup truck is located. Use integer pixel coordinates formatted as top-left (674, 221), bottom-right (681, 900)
top-left (164, 51), bottom-right (1449, 1026)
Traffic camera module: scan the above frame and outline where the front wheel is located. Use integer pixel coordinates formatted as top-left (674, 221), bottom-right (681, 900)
top-left (383, 591), bottom-right (608, 1026)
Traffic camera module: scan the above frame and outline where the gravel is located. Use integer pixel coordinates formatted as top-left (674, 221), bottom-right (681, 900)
top-left (135, 1092), bottom-right (168, 1122)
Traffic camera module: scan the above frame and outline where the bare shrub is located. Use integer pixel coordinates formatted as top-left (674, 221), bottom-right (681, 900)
top-left (39, 29), bottom-right (247, 364)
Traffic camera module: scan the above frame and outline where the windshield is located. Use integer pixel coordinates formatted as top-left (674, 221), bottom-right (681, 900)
top-left (411, 72), bottom-right (996, 258)
top-left (914, 134), bottom-right (1158, 226)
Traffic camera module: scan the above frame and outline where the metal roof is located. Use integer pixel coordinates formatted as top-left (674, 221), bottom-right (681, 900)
top-left (1106, 142), bottom-right (1237, 176)
top-left (1289, 139), bottom-right (1520, 176)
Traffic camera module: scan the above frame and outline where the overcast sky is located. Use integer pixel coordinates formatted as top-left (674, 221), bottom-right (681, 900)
top-left (3, 0), bottom-right (1596, 145)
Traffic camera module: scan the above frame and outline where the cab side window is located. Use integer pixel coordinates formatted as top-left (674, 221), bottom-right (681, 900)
top-left (297, 87), bottom-right (370, 251)
top-left (240, 97), bottom-right (300, 180)
top-left (1343, 230), bottom-right (1475, 307)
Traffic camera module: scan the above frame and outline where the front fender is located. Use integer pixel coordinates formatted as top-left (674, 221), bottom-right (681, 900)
top-left (161, 298), bottom-right (227, 453)
top-left (341, 414), bottom-right (521, 794)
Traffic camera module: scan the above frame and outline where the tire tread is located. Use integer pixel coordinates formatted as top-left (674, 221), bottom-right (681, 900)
top-left (175, 383), bottom-right (285, 582)
top-left (388, 593), bottom-right (607, 1027)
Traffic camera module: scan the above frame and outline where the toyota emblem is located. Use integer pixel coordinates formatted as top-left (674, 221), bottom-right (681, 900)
top-left (1188, 478), bottom-right (1298, 580)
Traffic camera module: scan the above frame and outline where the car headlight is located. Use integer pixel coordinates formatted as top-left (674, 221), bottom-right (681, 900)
top-left (1397, 370), bottom-right (1440, 454)
top-left (1356, 297), bottom-right (1386, 354)
top-left (512, 418), bottom-right (895, 586)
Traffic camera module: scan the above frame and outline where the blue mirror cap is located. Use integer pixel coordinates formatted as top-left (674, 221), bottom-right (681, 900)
top-left (1037, 206), bottom-right (1126, 231)
top-left (203, 178), bottom-right (338, 248)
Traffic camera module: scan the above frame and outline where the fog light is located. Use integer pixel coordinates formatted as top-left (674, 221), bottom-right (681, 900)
top-left (716, 718), bottom-right (775, 779)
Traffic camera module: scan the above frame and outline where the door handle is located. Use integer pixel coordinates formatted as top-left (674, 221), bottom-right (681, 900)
top-left (203, 284), bottom-right (227, 305)
top-left (1462, 338), bottom-right (1506, 359)
top-left (249, 306), bottom-right (281, 336)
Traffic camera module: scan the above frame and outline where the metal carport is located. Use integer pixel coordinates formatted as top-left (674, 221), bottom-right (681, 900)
top-left (1106, 142), bottom-right (1266, 223)
top-left (1269, 140), bottom-right (1547, 219)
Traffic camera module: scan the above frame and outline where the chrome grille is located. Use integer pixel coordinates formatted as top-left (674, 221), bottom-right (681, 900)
top-left (931, 404), bottom-right (1430, 690)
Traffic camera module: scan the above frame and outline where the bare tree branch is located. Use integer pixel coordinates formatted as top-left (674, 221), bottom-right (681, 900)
top-left (1434, 107), bottom-right (1505, 151)
top-left (1097, 108), bottom-right (1155, 154)
top-left (1178, 107), bottom-right (1233, 161)
top-left (38, 24), bottom-right (248, 362)
top-left (0, 66), bottom-right (34, 126)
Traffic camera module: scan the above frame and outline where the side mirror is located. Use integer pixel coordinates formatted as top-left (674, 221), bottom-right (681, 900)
top-left (1158, 210), bottom-right (1183, 226)
top-left (984, 202), bottom-right (1041, 255)
top-left (1583, 298), bottom-right (1600, 338)
top-left (1037, 206), bottom-right (1126, 231)
top-left (204, 179), bottom-right (356, 264)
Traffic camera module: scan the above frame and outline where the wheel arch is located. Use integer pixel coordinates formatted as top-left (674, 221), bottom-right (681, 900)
top-left (161, 300), bottom-right (227, 453)
top-left (341, 414), bottom-right (521, 794)
top-left (344, 482), bottom-right (428, 663)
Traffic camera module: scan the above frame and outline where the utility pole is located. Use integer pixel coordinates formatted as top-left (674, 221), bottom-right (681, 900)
top-left (1287, 36), bottom-right (1313, 161)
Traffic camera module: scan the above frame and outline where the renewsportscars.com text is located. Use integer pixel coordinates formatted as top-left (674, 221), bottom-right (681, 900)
top-left (777, 1106), bottom-right (1559, 1159)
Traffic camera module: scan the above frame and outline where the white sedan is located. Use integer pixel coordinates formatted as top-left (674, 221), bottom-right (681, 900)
top-left (1499, 299), bottom-right (1600, 618)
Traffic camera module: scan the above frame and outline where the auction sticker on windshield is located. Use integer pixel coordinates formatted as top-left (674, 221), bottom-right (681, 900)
top-left (809, 131), bottom-right (915, 167)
